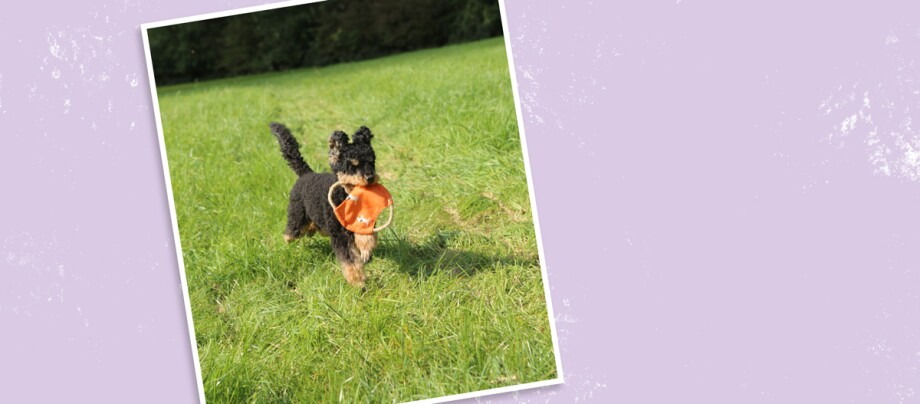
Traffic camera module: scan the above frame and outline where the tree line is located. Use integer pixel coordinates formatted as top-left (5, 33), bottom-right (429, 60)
top-left (148, 0), bottom-right (503, 85)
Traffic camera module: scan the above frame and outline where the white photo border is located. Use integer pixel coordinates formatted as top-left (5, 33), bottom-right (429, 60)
top-left (140, 1), bottom-right (564, 402)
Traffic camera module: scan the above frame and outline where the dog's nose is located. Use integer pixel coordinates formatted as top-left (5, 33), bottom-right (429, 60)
top-left (365, 175), bottom-right (376, 184)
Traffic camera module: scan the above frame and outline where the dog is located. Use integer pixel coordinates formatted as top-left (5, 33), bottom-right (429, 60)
top-left (270, 122), bottom-right (380, 288)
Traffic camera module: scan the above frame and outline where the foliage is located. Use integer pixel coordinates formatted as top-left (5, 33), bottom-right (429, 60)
top-left (148, 0), bottom-right (504, 84)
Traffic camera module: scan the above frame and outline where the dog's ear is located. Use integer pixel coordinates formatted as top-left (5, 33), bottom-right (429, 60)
top-left (329, 130), bottom-right (348, 163)
top-left (352, 126), bottom-right (374, 145)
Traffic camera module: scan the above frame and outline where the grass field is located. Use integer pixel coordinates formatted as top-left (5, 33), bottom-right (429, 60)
top-left (156, 37), bottom-right (557, 402)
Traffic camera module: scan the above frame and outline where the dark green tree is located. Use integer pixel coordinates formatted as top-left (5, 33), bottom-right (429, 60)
top-left (148, 0), bottom-right (503, 85)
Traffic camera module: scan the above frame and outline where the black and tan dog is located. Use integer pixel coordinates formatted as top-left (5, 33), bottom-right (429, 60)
top-left (270, 122), bottom-right (380, 288)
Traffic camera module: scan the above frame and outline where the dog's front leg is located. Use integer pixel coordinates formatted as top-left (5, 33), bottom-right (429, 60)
top-left (331, 233), bottom-right (366, 288)
top-left (354, 233), bottom-right (377, 263)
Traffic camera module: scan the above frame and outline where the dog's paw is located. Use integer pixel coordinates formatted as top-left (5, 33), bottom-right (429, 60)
top-left (342, 262), bottom-right (367, 288)
top-left (354, 234), bottom-right (377, 263)
top-left (346, 274), bottom-right (366, 289)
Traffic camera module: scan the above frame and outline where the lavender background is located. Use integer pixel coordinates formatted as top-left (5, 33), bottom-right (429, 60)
top-left (2, 0), bottom-right (919, 402)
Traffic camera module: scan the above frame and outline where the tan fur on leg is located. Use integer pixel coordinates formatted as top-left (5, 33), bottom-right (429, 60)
top-left (284, 220), bottom-right (322, 243)
top-left (354, 233), bottom-right (377, 263)
top-left (305, 221), bottom-right (326, 237)
top-left (341, 261), bottom-right (366, 288)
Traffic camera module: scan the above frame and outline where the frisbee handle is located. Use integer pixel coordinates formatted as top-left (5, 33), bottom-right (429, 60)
top-left (327, 181), bottom-right (344, 210)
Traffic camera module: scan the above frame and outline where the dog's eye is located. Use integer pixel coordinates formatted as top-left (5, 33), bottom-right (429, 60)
top-left (349, 159), bottom-right (360, 166)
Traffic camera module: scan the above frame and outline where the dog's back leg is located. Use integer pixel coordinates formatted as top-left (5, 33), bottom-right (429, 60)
top-left (283, 197), bottom-right (312, 243)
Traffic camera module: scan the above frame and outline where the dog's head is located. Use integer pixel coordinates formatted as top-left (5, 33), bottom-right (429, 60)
top-left (328, 126), bottom-right (378, 186)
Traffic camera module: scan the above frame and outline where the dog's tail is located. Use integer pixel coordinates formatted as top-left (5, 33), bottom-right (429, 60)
top-left (270, 122), bottom-right (312, 176)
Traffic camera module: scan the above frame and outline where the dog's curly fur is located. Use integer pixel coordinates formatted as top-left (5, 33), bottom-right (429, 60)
top-left (270, 122), bottom-right (381, 288)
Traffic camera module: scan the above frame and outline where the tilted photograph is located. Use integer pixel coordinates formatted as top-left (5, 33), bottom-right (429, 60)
top-left (142, 0), bottom-right (561, 401)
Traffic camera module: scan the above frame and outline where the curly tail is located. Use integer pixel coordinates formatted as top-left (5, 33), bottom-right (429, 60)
top-left (270, 122), bottom-right (312, 176)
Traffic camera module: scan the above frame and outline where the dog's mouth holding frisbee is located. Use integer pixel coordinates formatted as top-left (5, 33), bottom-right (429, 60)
top-left (328, 181), bottom-right (394, 235)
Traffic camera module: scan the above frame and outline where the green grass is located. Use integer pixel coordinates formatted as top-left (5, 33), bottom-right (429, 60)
top-left (157, 37), bottom-right (556, 402)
